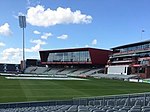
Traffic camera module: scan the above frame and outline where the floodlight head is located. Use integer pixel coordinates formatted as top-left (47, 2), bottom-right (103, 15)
top-left (19, 16), bottom-right (26, 28)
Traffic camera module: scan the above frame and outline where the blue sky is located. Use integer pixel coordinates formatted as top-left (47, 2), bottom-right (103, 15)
top-left (0, 0), bottom-right (150, 63)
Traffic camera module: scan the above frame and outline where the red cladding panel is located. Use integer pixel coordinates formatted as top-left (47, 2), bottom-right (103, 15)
top-left (39, 51), bottom-right (49, 62)
top-left (89, 48), bottom-right (112, 65)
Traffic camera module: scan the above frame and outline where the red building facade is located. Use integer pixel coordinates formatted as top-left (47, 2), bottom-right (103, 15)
top-left (39, 47), bottom-right (112, 67)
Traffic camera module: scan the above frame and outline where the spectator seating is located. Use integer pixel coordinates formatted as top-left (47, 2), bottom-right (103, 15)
top-left (72, 68), bottom-right (90, 75)
top-left (92, 73), bottom-right (137, 80)
top-left (82, 69), bottom-right (102, 76)
top-left (24, 67), bottom-right (99, 77)
top-left (57, 68), bottom-right (77, 75)
top-left (68, 68), bottom-right (91, 76)
top-left (42, 68), bottom-right (52, 75)
top-left (24, 67), bottom-right (37, 74)
top-left (30, 67), bottom-right (48, 74)
top-left (1, 92), bottom-right (150, 112)
top-left (24, 67), bottom-right (138, 81)
top-left (43, 68), bottom-right (64, 75)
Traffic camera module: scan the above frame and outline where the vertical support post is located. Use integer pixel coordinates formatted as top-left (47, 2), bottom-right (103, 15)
top-left (103, 97), bottom-right (105, 106)
top-left (23, 27), bottom-right (25, 71)
top-left (128, 95), bottom-right (130, 106)
top-left (19, 15), bottom-right (26, 72)
top-left (144, 93), bottom-right (146, 106)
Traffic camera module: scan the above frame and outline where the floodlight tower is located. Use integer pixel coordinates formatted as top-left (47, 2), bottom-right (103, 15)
top-left (19, 16), bottom-right (26, 72)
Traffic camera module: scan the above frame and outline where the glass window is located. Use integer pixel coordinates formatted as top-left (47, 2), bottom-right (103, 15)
top-left (64, 52), bottom-right (68, 62)
top-left (73, 52), bottom-right (79, 62)
top-left (116, 42), bottom-right (150, 53)
top-left (47, 51), bottom-right (91, 62)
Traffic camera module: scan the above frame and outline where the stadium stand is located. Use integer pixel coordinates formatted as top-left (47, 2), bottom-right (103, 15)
top-left (23, 66), bottom-right (140, 81)
top-left (43, 67), bottom-right (64, 75)
top-left (0, 64), bottom-right (20, 73)
top-left (0, 65), bottom-right (4, 73)
top-left (24, 66), bottom-right (37, 74)
top-left (56, 68), bottom-right (77, 75)
top-left (82, 69), bottom-right (101, 75)
top-left (24, 67), bottom-right (91, 75)
top-left (92, 73), bottom-right (138, 80)
top-left (42, 67), bottom-right (52, 74)
top-left (67, 68), bottom-right (91, 77)
top-left (83, 68), bottom-right (101, 76)
top-left (72, 68), bottom-right (91, 75)
top-left (30, 67), bottom-right (48, 74)
top-left (1, 92), bottom-right (150, 112)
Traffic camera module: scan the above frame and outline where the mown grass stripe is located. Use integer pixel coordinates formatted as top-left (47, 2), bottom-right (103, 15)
top-left (0, 76), bottom-right (150, 103)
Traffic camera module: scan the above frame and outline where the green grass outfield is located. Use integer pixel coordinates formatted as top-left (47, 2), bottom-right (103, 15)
top-left (1, 76), bottom-right (150, 103)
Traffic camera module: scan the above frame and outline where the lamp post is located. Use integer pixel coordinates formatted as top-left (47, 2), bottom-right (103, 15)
top-left (19, 16), bottom-right (26, 72)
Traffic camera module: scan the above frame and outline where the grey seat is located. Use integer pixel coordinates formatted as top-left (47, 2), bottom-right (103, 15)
top-left (106, 109), bottom-right (118, 112)
top-left (119, 108), bottom-right (130, 112)
top-left (78, 110), bottom-right (90, 112)
top-left (142, 108), bottom-right (150, 112)
top-left (113, 106), bottom-right (122, 110)
top-left (128, 109), bottom-right (141, 112)
top-left (114, 110), bottom-right (126, 112)
top-left (142, 106), bottom-right (150, 109)
top-left (93, 110), bottom-right (105, 112)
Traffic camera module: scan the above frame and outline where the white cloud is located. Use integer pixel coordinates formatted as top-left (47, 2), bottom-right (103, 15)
top-left (30, 44), bottom-right (41, 52)
top-left (57, 34), bottom-right (68, 40)
top-left (0, 42), bottom-right (5, 47)
top-left (0, 48), bottom-right (22, 63)
top-left (26, 5), bottom-right (92, 27)
top-left (0, 47), bottom-right (41, 64)
top-left (0, 39), bottom-right (46, 63)
top-left (30, 39), bottom-right (46, 45)
top-left (85, 45), bottom-right (89, 47)
top-left (91, 39), bottom-right (97, 45)
top-left (41, 32), bottom-right (52, 39)
top-left (27, 39), bottom-right (46, 52)
top-left (25, 44), bottom-right (41, 52)
top-left (30, 39), bottom-right (47, 52)
top-left (0, 23), bottom-right (12, 36)
top-left (33, 30), bottom-right (41, 35)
